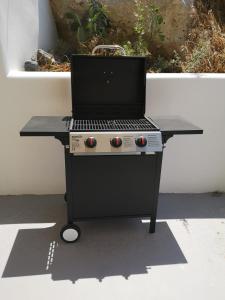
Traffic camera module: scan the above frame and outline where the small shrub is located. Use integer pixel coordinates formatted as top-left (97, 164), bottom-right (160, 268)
top-left (122, 0), bottom-right (165, 57)
top-left (86, 0), bottom-right (110, 38)
top-left (65, 0), bottom-right (110, 45)
top-left (181, 6), bottom-right (225, 73)
top-left (149, 51), bottom-right (182, 73)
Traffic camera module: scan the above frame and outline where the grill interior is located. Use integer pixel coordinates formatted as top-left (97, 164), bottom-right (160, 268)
top-left (71, 118), bottom-right (158, 132)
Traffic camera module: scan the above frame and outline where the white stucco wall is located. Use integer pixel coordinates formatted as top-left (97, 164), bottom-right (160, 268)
top-left (0, 72), bottom-right (224, 195)
top-left (0, 0), bottom-right (9, 73)
top-left (0, 0), bottom-right (57, 72)
top-left (0, 1), bottom-right (225, 195)
top-left (147, 74), bottom-right (225, 193)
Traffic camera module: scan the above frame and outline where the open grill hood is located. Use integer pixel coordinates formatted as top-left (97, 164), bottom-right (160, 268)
top-left (71, 55), bottom-right (146, 120)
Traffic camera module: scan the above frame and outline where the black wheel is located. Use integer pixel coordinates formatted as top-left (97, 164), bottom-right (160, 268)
top-left (64, 193), bottom-right (67, 202)
top-left (60, 224), bottom-right (81, 243)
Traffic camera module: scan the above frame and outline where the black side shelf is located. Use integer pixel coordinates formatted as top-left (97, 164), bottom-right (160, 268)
top-left (20, 116), bottom-right (71, 145)
top-left (20, 116), bottom-right (71, 136)
top-left (151, 117), bottom-right (203, 135)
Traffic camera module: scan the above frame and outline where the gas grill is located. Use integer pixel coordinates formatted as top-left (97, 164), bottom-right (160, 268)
top-left (68, 52), bottom-right (163, 157)
top-left (20, 45), bottom-right (203, 243)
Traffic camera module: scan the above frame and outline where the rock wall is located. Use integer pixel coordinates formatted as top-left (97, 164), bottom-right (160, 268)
top-left (50, 0), bottom-right (196, 55)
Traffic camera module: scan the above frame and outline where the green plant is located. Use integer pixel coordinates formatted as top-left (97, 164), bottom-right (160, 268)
top-left (122, 41), bottom-right (135, 56)
top-left (65, 11), bottom-right (83, 41)
top-left (133, 0), bottom-right (150, 55)
top-left (86, 0), bottom-right (109, 37)
top-left (122, 0), bottom-right (165, 57)
top-left (183, 39), bottom-right (211, 72)
top-left (134, 0), bottom-right (165, 41)
top-left (147, 4), bottom-right (165, 42)
top-left (65, 0), bottom-right (109, 43)
top-left (149, 51), bottom-right (182, 73)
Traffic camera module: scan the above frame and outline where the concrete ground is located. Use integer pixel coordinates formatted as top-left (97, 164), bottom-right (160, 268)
top-left (0, 193), bottom-right (224, 300)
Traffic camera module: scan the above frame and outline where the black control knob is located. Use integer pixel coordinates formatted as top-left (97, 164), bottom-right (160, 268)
top-left (85, 137), bottom-right (97, 148)
top-left (111, 137), bottom-right (122, 148)
top-left (135, 136), bottom-right (147, 147)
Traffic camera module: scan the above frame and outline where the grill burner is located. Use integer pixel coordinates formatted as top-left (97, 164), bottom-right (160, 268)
top-left (71, 118), bottom-right (157, 132)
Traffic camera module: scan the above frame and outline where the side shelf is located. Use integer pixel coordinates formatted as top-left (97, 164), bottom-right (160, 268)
top-left (151, 117), bottom-right (203, 135)
top-left (150, 116), bottom-right (203, 144)
top-left (20, 116), bottom-right (70, 136)
top-left (20, 116), bottom-right (70, 145)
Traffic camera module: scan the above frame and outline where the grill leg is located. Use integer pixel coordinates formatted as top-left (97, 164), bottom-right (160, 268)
top-left (149, 152), bottom-right (163, 234)
top-left (149, 218), bottom-right (156, 233)
top-left (64, 147), bottom-right (74, 225)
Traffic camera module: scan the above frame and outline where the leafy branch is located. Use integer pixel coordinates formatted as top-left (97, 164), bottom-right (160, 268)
top-left (65, 0), bottom-right (109, 43)
top-left (123, 0), bottom-right (165, 56)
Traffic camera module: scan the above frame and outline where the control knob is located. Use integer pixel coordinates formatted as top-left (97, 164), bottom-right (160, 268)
top-left (135, 136), bottom-right (147, 147)
top-left (85, 137), bottom-right (97, 148)
top-left (110, 137), bottom-right (122, 148)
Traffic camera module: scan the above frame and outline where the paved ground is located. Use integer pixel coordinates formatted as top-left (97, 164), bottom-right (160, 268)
top-left (0, 193), bottom-right (224, 300)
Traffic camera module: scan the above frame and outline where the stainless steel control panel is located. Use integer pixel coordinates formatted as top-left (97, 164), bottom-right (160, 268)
top-left (70, 131), bottom-right (163, 154)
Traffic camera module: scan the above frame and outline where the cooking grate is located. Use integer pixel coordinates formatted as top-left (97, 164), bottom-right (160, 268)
top-left (71, 119), bottom-right (158, 132)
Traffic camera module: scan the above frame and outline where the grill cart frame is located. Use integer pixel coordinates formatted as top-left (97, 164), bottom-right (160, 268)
top-left (21, 116), bottom-right (203, 242)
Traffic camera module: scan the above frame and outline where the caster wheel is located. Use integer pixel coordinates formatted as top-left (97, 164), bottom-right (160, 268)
top-left (64, 193), bottom-right (67, 202)
top-left (60, 224), bottom-right (81, 243)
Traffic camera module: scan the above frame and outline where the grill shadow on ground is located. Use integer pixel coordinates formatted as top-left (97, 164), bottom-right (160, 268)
top-left (0, 193), bottom-right (224, 225)
top-left (2, 220), bottom-right (186, 282)
top-left (1, 193), bottom-right (225, 282)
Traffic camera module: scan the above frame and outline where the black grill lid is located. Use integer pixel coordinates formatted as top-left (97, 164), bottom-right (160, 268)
top-left (71, 55), bottom-right (146, 119)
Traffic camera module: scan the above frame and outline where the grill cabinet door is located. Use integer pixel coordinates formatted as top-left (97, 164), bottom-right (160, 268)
top-left (70, 154), bottom-right (158, 219)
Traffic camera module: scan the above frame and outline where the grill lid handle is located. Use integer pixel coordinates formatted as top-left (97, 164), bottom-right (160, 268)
top-left (92, 45), bottom-right (126, 56)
